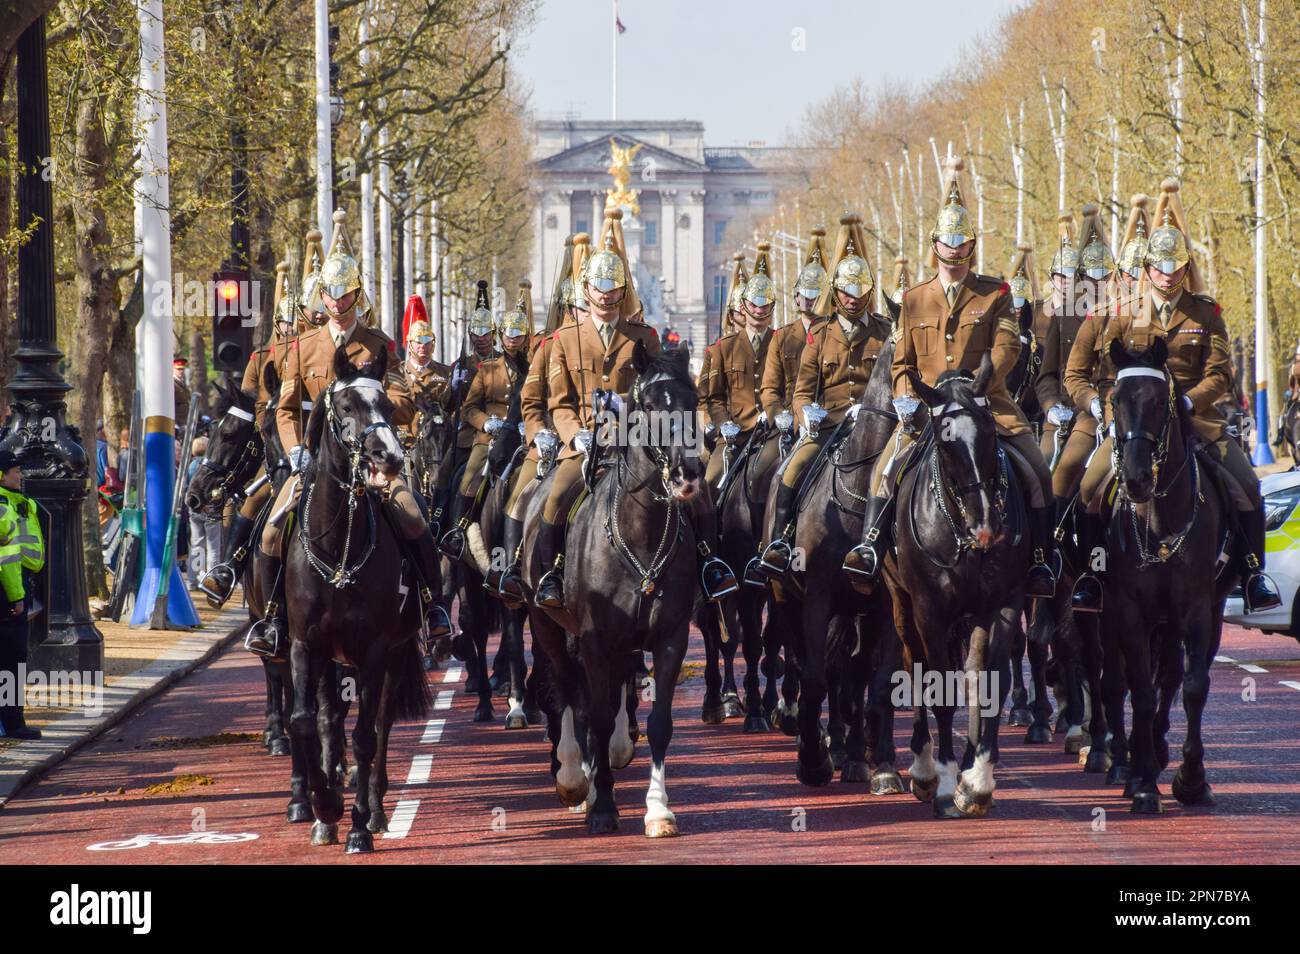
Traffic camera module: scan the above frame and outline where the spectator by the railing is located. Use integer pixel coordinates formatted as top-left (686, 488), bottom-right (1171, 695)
top-left (95, 421), bottom-right (108, 488)
top-left (185, 436), bottom-right (220, 591)
top-left (0, 448), bottom-right (46, 740)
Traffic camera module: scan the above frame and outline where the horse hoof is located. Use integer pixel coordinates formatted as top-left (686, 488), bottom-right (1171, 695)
top-left (505, 711), bottom-right (528, 730)
top-left (870, 767), bottom-right (906, 796)
top-left (1123, 777), bottom-right (1141, 799)
top-left (1023, 724), bottom-right (1052, 745)
top-left (840, 760), bottom-right (870, 783)
top-left (268, 737), bottom-right (290, 757)
top-left (1064, 732), bottom-right (1091, 755)
top-left (1171, 769), bottom-right (1216, 807)
top-left (473, 702), bottom-right (494, 723)
top-left (1084, 749), bottom-right (1112, 774)
top-left (556, 779), bottom-right (590, 808)
top-left (721, 692), bottom-right (745, 718)
top-left (587, 811), bottom-right (619, 834)
top-left (743, 714), bottom-right (769, 733)
top-left (1130, 791), bottom-right (1163, 814)
top-left (910, 774), bottom-right (938, 803)
top-left (645, 816), bottom-right (679, 838)
top-left (953, 781), bottom-right (993, 817)
top-left (286, 802), bottom-right (312, 824)
top-left (700, 702), bottom-right (726, 725)
top-left (1106, 763), bottom-right (1131, 787)
top-left (367, 809), bottom-right (389, 833)
top-left (345, 829), bottom-right (374, 854)
top-left (933, 796), bottom-right (964, 819)
top-left (796, 752), bottom-right (834, 788)
top-left (310, 821), bottom-right (339, 846)
top-left (1007, 708), bottom-right (1034, 727)
top-left (779, 714), bottom-right (799, 737)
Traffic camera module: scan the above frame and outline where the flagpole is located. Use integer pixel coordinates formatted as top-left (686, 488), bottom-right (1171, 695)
top-left (612, 0), bottom-right (618, 120)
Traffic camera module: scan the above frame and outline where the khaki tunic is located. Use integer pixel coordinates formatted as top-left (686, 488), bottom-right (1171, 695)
top-left (760, 318), bottom-right (820, 420)
top-left (705, 328), bottom-right (772, 430)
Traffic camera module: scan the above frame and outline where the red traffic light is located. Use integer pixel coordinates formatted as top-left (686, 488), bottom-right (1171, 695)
top-left (665, 330), bottom-right (681, 345)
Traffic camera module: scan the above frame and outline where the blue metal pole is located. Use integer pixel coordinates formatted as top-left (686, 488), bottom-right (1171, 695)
top-left (1253, 383), bottom-right (1274, 465)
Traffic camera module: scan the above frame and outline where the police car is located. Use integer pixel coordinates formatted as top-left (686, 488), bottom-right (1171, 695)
top-left (1224, 469), bottom-right (1300, 643)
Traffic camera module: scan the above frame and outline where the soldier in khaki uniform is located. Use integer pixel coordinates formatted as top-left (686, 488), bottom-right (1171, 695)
top-left (1030, 217), bottom-right (1078, 462)
top-left (247, 209), bottom-right (449, 656)
top-left (698, 252), bottom-right (748, 471)
top-left (758, 213), bottom-right (891, 576)
top-left (703, 243), bottom-right (780, 487)
top-left (845, 159), bottom-right (1057, 595)
top-left (198, 261), bottom-right (299, 607)
top-left (534, 209), bottom-right (736, 607)
top-left (1039, 206), bottom-right (1117, 507)
top-left (759, 228), bottom-right (829, 425)
top-left (1068, 178), bottom-right (1279, 614)
top-left (402, 319), bottom-right (451, 425)
top-left (439, 282), bottom-right (533, 560)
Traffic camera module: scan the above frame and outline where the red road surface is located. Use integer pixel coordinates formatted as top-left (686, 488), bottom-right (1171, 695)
top-left (1, 619), bottom-right (1297, 864)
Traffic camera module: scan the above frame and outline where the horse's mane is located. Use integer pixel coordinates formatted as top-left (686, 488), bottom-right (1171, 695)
top-left (633, 347), bottom-right (694, 394)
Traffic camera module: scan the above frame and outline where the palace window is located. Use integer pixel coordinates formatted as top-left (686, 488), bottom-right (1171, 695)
top-left (714, 221), bottom-right (727, 245)
top-left (575, 218), bottom-right (589, 235)
top-left (645, 219), bottom-right (658, 246)
top-left (712, 275), bottom-right (726, 307)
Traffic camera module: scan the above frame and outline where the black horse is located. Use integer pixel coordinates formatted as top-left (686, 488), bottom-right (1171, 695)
top-left (882, 358), bottom-right (1029, 818)
top-left (519, 345), bottom-right (698, 836)
top-left (766, 335), bottom-right (904, 793)
top-left (1099, 337), bottom-right (1232, 813)
top-left (283, 348), bottom-right (432, 852)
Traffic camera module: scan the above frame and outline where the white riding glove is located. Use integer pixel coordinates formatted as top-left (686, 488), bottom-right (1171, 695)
top-left (892, 395), bottom-right (920, 423)
top-left (1181, 394), bottom-right (1194, 412)
top-left (484, 415), bottom-right (506, 436)
top-left (1090, 397), bottom-right (1104, 422)
top-left (288, 444), bottom-right (312, 474)
top-left (1047, 404), bottom-right (1074, 427)
top-left (757, 410), bottom-right (769, 427)
top-left (573, 429), bottom-right (594, 455)
top-left (847, 404), bottom-right (862, 421)
top-left (774, 410), bottom-right (795, 434)
top-left (720, 420), bottom-right (741, 443)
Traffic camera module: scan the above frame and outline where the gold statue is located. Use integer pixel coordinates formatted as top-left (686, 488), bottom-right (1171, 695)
top-left (605, 138), bottom-right (643, 216)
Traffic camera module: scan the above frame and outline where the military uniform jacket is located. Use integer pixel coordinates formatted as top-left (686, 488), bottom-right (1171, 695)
top-left (401, 359), bottom-right (451, 439)
top-left (704, 328), bottom-right (772, 430)
top-left (242, 336), bottom-right (295, 429)
top-left (792, 312), bottom-right (891, 428)
top-left (1096, 290), bottom-right (1234, 442)
top-left (1036, 301), bottom-right (1086, 412)
top-left (1287, 355), bottom-right (1300, 395)
top-left (760, 319), bottom-right (819, 420)
top-left (462, 352), bottom-right (524, 447)
top-left (174, 379), bottom-right (191, 432)
top-left (1062, 310), bottom-right (1119, 437)
top-left (446, 351), bottom-right (488, 450)
top-left (547, 315), bottom-right (661, 460)
top-left (893, 272), bottom-right (1027, 436)
top-left (276, 321), bottom-right (413, 453)
top-left (1030, 299), bottom-right (1052, 350)
top-left (522, 322), bottom-right (575, 449)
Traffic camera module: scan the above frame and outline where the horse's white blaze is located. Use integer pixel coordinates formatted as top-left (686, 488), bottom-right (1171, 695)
top-left (936, 760), bottom-right (959, 799)
top-left (960, 751), bottom-right (995, 796)
top-left (375, 423), bottom-right (404, 461)
top-left (645, 760), bottom-right (674, 824)
top-left (556, 706), bottom-right (584, 794)
top-left (910, 741), bottom-right (937, 784)
top-left (610, 687), bottom-right (634, 768)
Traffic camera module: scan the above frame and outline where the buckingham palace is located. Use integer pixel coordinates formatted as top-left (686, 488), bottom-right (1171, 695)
top-left (529, 119), bottom-right (810, 362)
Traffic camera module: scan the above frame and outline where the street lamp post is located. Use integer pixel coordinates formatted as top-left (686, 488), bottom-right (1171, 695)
top-left (1, 17), bottom-right (101, 671)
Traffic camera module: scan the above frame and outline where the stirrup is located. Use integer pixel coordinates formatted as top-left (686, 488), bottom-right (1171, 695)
top-left (842, 542), bottom-right (881, 581)
top-left (1243, 572), bottom-right (1282, 613)
top-left (536, 568), bottom-right (565, 608)
top-left (700, 556), bottom-right (739, 602)
top-left (197, 562), bottom-right (238, 605)
top-left (1070, 574), bottom-right (1103, 614)
top-left (742, 556), bottom-right (769, 588)
top-left (245, 614), bottom-right (285, 658)
top-left (758, 538), bottom-right (793, 575)
top-left (425, 603), bottom-right (453, 638)
top-left (438, 525), bottom-right (468, 561)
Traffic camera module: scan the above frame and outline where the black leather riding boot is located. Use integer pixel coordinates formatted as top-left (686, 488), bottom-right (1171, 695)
top-left (488, 516), bottom-right (526, 604)
top-left (1070, 511), bottom-right (1103, 613)
top-left (198, 513), bottom-right (255, 607)
top-left (438, 492), bottom-right (478, 560)
top-left (1026, 505), bottom-right (1058, 599)
top-left (245, 555), bottom-right (287, 657)
top-left (535, 519), bottom-right (567, 608)
top-left (689, 495), bottom-right (738, 602)
top-left (758, 482), bottom-right (798, 576)
top-left (409, 530), bottom-right (453, 638)
top-left (843, 494), bottom-right (891, 582)
top-left (1241, 508), bottom-right (1282, 613)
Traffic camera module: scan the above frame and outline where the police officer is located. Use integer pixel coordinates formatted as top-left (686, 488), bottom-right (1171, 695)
top-left (535, 209), bottom-right (736, 606)
top-left (758, 213), bottom-right (891, 576)
top-left (846, 158), bottom-right (1057, 595)
top-left (0, 449), bottom-right (44, 739)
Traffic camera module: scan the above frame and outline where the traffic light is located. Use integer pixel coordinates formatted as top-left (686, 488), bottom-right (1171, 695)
top-left (211, 268), bottom-right (253, 372)
top-left (662, 326), bottom-right (681, 348)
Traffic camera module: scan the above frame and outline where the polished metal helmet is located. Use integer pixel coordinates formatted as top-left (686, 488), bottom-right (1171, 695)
top-left (833, 253), bottom-right (874, 300)
top-left (1145, 207), bottom-right (1190, 275)
top-left (744, 244), bottom-right (776, 307)
top-left (585, 234), bottom-right (627, 293)
top-left (794, 262), bottom-right (827, 298)
top-left (468, 280), bottom-right (494, 337)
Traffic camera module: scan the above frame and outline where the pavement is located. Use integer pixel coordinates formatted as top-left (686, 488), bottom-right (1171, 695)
top-left (0, 606), bottom-right (1296, 864)
top-left (0, 588), bottom-right (248, 811)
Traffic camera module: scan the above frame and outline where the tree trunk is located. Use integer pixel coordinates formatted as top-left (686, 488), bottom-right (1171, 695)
top-left (249, 191), bottom-right (277, 348)
top-left (103, 274), bottom-right (139, 469)
top-left (189, 327), bottom-right (207, 420)
top-left (0, 52), bottom-right (14, 391)
top-left (69, 77), bottom-right (115, 601)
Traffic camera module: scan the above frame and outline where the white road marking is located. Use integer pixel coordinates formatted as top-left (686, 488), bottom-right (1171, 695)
top-left (382, 799), bottom-right (420, 839)
top-left (1238, 663), bottom-right (1268, 674)
top-left (442, 666), bottom-right (464, 683)
top-left (406, 755), bottom-right (433, 785)
top-left (1280, 681), bottom-right (1300, 692)
top-left (421, 718), bottom-right (446, 744)
top-left (434, 690), bottom-right (454, 710)
top-left (1214, 655), bottom-right (1236, 664)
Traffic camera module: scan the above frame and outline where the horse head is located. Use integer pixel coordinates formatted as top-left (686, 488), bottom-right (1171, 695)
top-left (185, 376), bottom-right (261, 517)
top-left (1108, 335), bottom-right (1180, 504)
top-left (627, 341), bottom-right (703, 503)
top-left (909, 354), bottom-right (1005, 549)
top-left (310, 344), bottom-right (406, 482)
top-left (1003, 299), bottom-right (1040, 415)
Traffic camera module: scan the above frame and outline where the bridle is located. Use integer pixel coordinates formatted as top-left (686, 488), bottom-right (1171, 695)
top-left (194, 404), bottom-right (263, 511)
top-left (1009, 328), bottom-right (1041, 406)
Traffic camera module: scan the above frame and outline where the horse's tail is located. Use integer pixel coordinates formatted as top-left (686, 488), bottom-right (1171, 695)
top-left (390, 639), bottom-right (433, 721)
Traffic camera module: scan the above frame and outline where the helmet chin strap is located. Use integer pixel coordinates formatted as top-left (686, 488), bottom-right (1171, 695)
top-left (1151, 273), bottom-right (1186, 299)
top-left (934, 243), bottom-right (975, 267)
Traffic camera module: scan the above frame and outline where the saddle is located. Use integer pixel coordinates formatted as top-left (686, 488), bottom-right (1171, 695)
top-left (792, 416), bottom-right (856, 517)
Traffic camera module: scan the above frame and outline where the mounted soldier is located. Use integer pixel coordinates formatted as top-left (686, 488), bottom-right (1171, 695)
top-left (1068, 178), bottom-right (1280, 614)
top-left (758, 227), bottom-right (829, 443)
top-left (1030, 216), bottom-right (1079, 463)
top-left (845, 156), bottom-right (1057, 596)
top-left (699, 252), bottom-right (748, 472)
top-left (400, 294), bottom-right (451, 435)
top-left (534, 207), bottom-right (737, 607)
top-left (246, 209), bottom-right (450, 656)
top-left (758, 212), bottom-right (891, 577)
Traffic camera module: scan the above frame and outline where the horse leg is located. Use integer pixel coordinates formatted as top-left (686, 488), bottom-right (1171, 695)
top-left (1076, 613), bottom-right (1112, 774)
top-left (866, 606), bottom-right (904, 795)
top-left (740, 590), bottom-right (768, 732)
top-left (289, 641), bottom-right (340, 845)
top-left (1023, 634), bottom-right (1053, 744)
top-left (644, 626), bottom-right (686, 838)
top-left (465, 583), bottom-right (494, 722)
top-left (1151, 631), bottom-right (1183, 773)
top-left (535, 616), bottom-right (590, 807)
top-left (719, 603), bottom-right (743, 718)
top-left (263, 659), bottom-right (291, 756)
top-left (345, 657), bottom-right (384, 854)
top-left (794, 601), bottom-right (833, 787)
top-left (583, 657), bottom-right (619, 834)
top-left (329, 664), bottom-right (352, 789)
top-left (908, 704), bottom-right (938, 802)
top-left (1121, 618), bottom-right (1162, 813)
top-left (609, 678), bottom-right (636, 770)
top-left (502, 608), bottom-right (529, 730)
top-left (931, 699), bottom-right (961, 819)
top-left (1171, 615), bottom-right (1218, 807)
top-left (759, 597), bottom-right (782, 725)
top-left (953, 609), bottom-right (1014, 818)
top-left (1101, 620), bottom-right (1131, 788)
top-left (840, 621), bottom-right (871, 784)
top-left (522, 627), bottom-right (548, 726)
top-left (1007, 615), bottom-right (1032, 726)
top-left (698, 602), bottom-right (725, 724)
top-left (772, 598), bottom-right (802, 736)
top-left (1055, 629), bottom-right (1089, 755)
top-left (283, 658), bottom-right (311, 824)
top-left (826, 652), bottom-right (847, 771)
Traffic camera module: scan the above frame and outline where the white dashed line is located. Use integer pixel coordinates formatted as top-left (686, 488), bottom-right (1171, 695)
top-left (1238, 663), bottom-right (1268, 674)
top-left (421, 718), bottom-right (446, 744)
top-left (406, 754), bottom-right (433, 785)
top-left (434, 690), bottom-right (454, 710)
top-left (382, 799), bottom-right (420, 839)
top-left (1214, 655), bottom-right (1237, 664)
top-left (442, 666), bottom-right (464, 683)
top-left (1280, 681), bottom-right (1300, 692)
